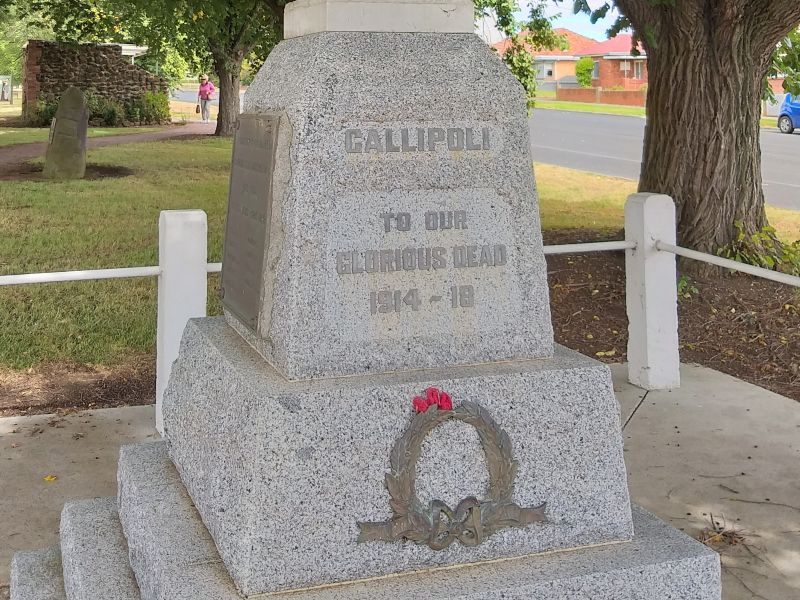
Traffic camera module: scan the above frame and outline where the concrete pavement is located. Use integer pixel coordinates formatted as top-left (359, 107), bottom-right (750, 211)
top-left (1, 364), bottom-right (798, 599)
top-left (530, 109), bottom-right (800, 211)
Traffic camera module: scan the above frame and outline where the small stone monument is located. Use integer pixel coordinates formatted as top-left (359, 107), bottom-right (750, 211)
top-left (9, 1), bottom-right (722, 599)
top-left (42, 87), bottom-right (88, 180)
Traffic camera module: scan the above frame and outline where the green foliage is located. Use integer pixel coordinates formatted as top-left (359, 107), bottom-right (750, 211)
top-left (676, 275), bottom-right (699, 301)
top-left (31, 89), bottom-right (169, 127)
top-left (240, 53), bottom-right (265, 86)
top-left (0, 4), bottom-right (54, 82)
top-left (23, 0), bottom-right (130, 42)
top-left (478, 0), bottom-right (564, 106)
top-left (502, 38), bottom-right (537, 108)
top-left (720, 222), bottom-right (800, 276)
top-left (136, 44), bottom-right (190, 90)
top-left (125, 91), bottom-right (170, 125)
top-left (29, 98), bottom-right (57, 126)
top-left (575, 57), bottom-right (594, 87)
top-left (766, 29), bottom-right (800, 101)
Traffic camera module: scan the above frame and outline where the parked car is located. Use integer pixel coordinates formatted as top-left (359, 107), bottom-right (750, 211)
top-left (778, 94), bottom-right (800, 134)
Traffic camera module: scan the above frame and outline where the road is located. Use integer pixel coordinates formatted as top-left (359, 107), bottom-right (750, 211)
top-left (529, 110), bottom-right (800, 211)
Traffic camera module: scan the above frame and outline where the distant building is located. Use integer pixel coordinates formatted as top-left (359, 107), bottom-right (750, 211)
top-left (492, 28), bottom-right (599, 90)
top-left (576, 34), bottom-right (648, 90)
top-left (492, 30), bottom-right (649, 91)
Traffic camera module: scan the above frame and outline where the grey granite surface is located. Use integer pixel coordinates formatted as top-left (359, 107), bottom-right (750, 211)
top-left (226, 31), bottom-right (554, 379)
top-left (116, 442), bottom-right (240, 600)
top-left (164, 317), bottom-right (632, 595)
top-left (59, 497), bottom-right (140, 600)
top-left (263, 506), bottom-right (721, 600)
top-left (94, 456), bottom-right (722, 600)
top-left (10, 548), bottom-right (66, 600)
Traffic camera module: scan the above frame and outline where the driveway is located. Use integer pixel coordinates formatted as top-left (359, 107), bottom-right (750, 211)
top-left (530, 110), bottom-right (800, 211)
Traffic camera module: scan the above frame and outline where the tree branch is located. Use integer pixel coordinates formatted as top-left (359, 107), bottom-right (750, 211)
top-left (262, 0), bottom-right (284, 24)
top-left (614, 0), bottom-right (660, 33)
top-left (231, 0), bottom-right (261, 49)
top-left (746, 0), bottom-right (800, 57)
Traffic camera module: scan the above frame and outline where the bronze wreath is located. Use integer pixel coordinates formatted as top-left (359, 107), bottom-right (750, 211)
top-left (357, 401), bottom-right (547, 551)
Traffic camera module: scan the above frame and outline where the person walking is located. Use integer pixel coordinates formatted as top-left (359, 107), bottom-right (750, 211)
top-left (197, 74), bottom-right (215, 123)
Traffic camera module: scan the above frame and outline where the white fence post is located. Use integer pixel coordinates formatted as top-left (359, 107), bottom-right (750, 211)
top-left (625, 193), bottom-right (680, 389)
top-left (156, 210), bottom-right (208, 434)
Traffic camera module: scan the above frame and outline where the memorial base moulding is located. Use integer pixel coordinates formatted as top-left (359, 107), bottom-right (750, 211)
top-left (163, 318), bottom-right (633, 595)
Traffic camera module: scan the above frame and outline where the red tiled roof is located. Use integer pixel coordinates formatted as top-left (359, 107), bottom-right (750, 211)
top-left (492, 28), bottom-right (599, 57)
top-left (576, 34), bottom-right (645, 56)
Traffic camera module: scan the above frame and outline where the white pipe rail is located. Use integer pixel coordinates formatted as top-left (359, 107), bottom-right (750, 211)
top-left (656, 241), bottom-right (800, 288)
top-left (2, 195), bottom-right (798, 430)
top-left (543, 240), bottom-right (636, 255)
top-left (0, 266), bottom-right (161, 286)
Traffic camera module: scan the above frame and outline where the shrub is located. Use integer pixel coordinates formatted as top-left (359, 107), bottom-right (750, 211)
top-left (102, 100), bottom-right (125, 126)
top-left (720, 221), bottom-right (800, 276)
top-left (575, 57), bottom-right (594, 88)
top-left (126, 91), bottom-right (170, 125)
top-left (29, 98), bottom-right (58, 126)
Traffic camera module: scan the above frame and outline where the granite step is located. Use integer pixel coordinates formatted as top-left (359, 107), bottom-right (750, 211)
top-left (59, 497), bottom-right (140, 600)
top-left (115, 441), bottom-right (720, 599)
top-left (116, 441), bottom-right (240, 600)
top-left (10, 548), bottom-right (66, 600)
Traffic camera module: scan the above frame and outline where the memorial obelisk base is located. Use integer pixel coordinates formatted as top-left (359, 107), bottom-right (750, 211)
top-left (9, 1), bottom-right (721, 599)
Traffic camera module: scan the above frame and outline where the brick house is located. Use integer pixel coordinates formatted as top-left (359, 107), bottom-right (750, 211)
top-left (576, 34), bottom-right (648, 90)
top-left (492, 28), bottom-right (598, 90)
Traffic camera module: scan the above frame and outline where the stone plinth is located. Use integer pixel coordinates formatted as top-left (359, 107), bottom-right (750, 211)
top-left (163, 317), bottom-right (632, 595)
top-left (222, 31), bottom-right (553, 380)
top-left (284, 0), bottom-right (474, 38)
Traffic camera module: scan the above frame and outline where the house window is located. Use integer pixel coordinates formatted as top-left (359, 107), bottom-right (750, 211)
top-left (634, 61), bottom-right (644, 80)
top-left (536, 62), bottom-right (554, 79)
top-left (592, 61), bottom-right (600, 79)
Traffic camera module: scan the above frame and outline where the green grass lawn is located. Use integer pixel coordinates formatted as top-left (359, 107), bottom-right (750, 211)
top-left (534, 100), bottom-right (646, 117)
top-left (0, 138), bottom-right (230, 368)
top-left (0, 138), bottom-right (798, 369)
top-left (0, 126), bottom-right (164, 147)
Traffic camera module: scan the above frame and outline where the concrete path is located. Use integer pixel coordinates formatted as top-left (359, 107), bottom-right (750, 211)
top-left (1, 363), bottom-right (797, 599)
top-left (0, 121), bottom-right (216, 169)
top-left (529, 109), bottom-right (800, 211)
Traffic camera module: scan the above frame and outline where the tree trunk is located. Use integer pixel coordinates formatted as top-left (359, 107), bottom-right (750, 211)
top-left (640, 18), bottom-right (769, 274)
top-left (614, 0), bottom-right (800, 276)
top-left (211, 48), bottom-right (244, 137)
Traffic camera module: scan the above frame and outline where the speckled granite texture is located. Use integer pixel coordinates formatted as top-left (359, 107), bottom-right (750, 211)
top-left (266, 506), bottom-right (721, 600)
top-left (113, 452), bottom-right (722, 600)
top-left (164, 317), bottom-right (632, 595)
top-left (59, 497), bottom-right (140, 600)
top-left (226, 31), bottom-right (554, 379)
top-left (10, 548), bottom-right (66, 600)
top-left (116, 442), bottom-right (240, 600)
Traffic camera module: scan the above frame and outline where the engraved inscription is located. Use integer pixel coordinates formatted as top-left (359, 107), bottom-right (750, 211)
top-left (333, 203), bottom-right (510, 320)
top-left (325, 189), bottom-right (520, 341)
top-left (345, 127), bottom-right (490, 154)
top-left (220, 113), bottom-right (279, 332)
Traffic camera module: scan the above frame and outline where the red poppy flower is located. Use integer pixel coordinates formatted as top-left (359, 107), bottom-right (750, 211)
top-left (412, 396), bottom-right (428, 413)
top-left (412, 388), bottom-right (453, 412)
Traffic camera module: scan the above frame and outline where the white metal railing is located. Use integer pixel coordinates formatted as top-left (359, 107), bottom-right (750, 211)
top-left (1, 196), bottom-right (797, 432)
top-left (543, 240), bottom-right (636, 254)
top-left (656, 241), bottom-right (800, 288)
top-left (0, 266), bottom-right (162, 286)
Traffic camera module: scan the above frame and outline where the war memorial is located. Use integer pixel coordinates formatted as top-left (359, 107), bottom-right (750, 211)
top-left (11, 0), bottom-right (722, 597)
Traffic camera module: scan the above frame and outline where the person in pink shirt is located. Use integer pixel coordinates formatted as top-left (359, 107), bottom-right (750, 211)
top-left (197, 74), bottom-right (215, 123)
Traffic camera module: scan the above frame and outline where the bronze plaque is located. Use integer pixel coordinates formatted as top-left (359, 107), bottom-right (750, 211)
top-left (220, 113), bottom-right (280, 332)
